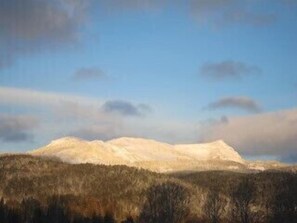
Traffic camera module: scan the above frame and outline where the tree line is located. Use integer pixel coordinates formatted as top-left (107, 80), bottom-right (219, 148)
top-left (0, 175), bottom-right (296, 223)
top-left (0, 195), bottom-right (137, 223)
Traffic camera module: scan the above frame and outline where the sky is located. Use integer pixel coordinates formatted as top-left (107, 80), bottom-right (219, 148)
top-left (0, 0), bottom-right (297, 162)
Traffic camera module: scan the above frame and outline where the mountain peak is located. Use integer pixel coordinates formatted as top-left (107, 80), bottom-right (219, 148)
top-left (211, 139), bottom-right (228, 146)
top-left (108, 137), bottom-right (172, 146)
top-left (50, 136), bottom-right (84, 145)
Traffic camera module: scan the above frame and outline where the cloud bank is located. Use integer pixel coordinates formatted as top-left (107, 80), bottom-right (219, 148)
top-left (0, 87), bottom-right (153, 143)
top-left (1, 86), bottom-right (296, 162)
top-left (0, 87), bottom-right (197, 146)
top-left (199, 108), bottom-right (297, 158)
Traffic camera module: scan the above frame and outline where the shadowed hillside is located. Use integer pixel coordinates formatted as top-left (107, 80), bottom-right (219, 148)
top-left (0, 155), bottom-right (200, 220)
top-left (0, 154), bottom-right (166, 200)
top-left (172, 171), bottom-right (297, 222)
top-left (0, 155), bottom-right (296, 222)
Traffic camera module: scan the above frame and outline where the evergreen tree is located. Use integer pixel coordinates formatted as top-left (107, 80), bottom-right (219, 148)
top-left (32, 206), bottom-right (45, 223)
top-left (104, 211), bottom-right (116, 223)
top-left (22, 197), bottom-right (41, 223)
top-left (92, 213), bottom-right (104, 223)
top-left (121, 215), bottom-right (134, 223)
top-left (271, 175), bottom-right (297, 223)
top-left (46, 197), bottom-right (69, 223)
top-left (7, 208), bottom-right (21, 223)
top-left (0, 198), bottom-right (6, 223)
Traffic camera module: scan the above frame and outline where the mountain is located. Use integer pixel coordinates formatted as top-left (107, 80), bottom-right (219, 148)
top-left (29, 136), bottom-right (288, 172)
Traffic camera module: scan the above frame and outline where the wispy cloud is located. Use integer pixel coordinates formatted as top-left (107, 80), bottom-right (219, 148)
top-left (98, 0), bottom-right (278, 27)
top-left (0, 86), bottom-right (99, 110)
top-left (70, 125), bottom-right (119, 141)
top-left (199, 108), bottom-right (297, 158)
top-left (200, 60), bottom-right (261, 80)
top-left (0, 87), bottom-right (196, 145)
top-left (0, 87), bottom-right (150, 121)
top-left (102, 100), bottom-right (152, 117)
top-left (190, 0), bottom-right (277, 27)
top-left (206, 96), bottom-right (261, 113)
top-left (0, 87), bottom-right (155, 142)
top-left (98, 0), bottom-right (166, 11)
top-left (73, 67), bottom-right (106, 81)
top-left (0, 114), bottom-right (39, 143)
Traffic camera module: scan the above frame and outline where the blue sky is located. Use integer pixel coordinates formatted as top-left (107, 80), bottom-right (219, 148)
top-left (0, 0), bottom-right (297, 162)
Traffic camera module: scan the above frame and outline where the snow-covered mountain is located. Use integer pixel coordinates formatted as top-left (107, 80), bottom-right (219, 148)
top-left (29, 137), bottom-right (285, 172)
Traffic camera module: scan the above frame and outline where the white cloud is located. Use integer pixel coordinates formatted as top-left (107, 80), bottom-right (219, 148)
top-left (0, 86), bottom-right (97, 107)
top-left (2, 87), bottom-right (296, 161)
top-left (0, 87), bottom-right (200, 146)
top-left (199, 108), bottom-right (297, 157)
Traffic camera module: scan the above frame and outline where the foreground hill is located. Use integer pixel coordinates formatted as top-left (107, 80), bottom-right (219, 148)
top-left (0, 154), bottom-right (200, 219)
top-left (29, 137), bottom-right (289, 172)
top-left (0, 154), bottom-right (166, 202)
top-left (1, 155), bottom-right (230, 222)
top-left (0, 154), bottom-right (296, 222)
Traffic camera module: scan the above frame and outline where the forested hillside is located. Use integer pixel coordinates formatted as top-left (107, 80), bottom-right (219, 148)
top-left (0, 155), bottom-right (296, 223)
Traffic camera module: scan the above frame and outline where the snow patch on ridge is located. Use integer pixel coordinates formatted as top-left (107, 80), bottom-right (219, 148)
top-left (29, 136), bottom-right (245, 172)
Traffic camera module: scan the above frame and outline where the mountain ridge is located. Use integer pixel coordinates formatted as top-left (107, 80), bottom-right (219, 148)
top-left (29, 136), bottom-right (288, 172)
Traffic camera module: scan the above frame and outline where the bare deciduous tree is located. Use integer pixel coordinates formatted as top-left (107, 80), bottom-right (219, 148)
top-left (203, 190), bottom-right (226, 223)
top-left (231, 178), bottom-right (255, 223)
top-left (140, 182), bottom-right (190, 223)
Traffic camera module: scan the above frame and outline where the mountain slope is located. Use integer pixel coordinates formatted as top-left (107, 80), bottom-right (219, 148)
top-left (174, 140), bottom-right (243, 164)
top-left (30, 137), bottom-right (248, 172)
